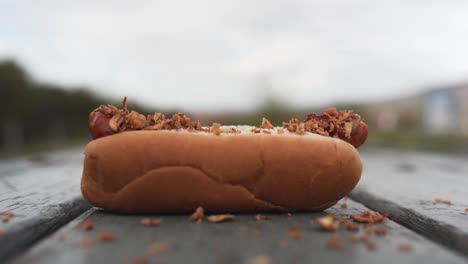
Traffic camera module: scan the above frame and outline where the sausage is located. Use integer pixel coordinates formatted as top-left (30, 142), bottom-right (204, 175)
top-left (346, 121), bottom-right (368, 148)
top-left (303, 108), bottom-right (368, 148)
top-left (88, 111), bottom-right (115, 139)
top-left (334, 119), bottom-right (368, 148)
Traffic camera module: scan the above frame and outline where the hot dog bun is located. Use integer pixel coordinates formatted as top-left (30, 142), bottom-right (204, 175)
top-left (81, 129), bottom-right (362, 213)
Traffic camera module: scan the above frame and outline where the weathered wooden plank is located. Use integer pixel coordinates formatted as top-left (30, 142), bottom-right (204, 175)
top-left (0, 148), bottom-right (84, 177)
top-left (0, 150), bottom-right (91, 262)
top-left (350, 150), bottom-right (468, 256)
top-left (14, 200), bottom-right (467, 264)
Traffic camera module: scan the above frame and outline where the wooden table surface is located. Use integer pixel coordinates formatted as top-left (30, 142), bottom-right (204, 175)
top-left (1, 147), bottom-right (467, 264)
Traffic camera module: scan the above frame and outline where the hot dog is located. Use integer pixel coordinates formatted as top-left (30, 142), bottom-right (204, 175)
top-left (82, 98), bottom-right (367, 213)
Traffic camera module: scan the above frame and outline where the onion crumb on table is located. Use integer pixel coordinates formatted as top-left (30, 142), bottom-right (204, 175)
top-left (343, 221), bottom-right (359, 231)
top-left (350, 210), bottom-right (387, 223)
top-left (98, 232), bottom-right (117, 242)
top-left (288, 226), bottom-right (303, 240)
top-left (147, 242), bottom-right (171, 255)
top-left (326, 234), bottom-right (343, 250)
top-left (80, 220), bottom-right (93, 231)
top-left (0, 212), bottom-right (15, 223)
top-left (140, 218), bottom-right (161, 227)
top-left (399, 242), bottom-right (413, 252)
top-left (255, 214), bottom-right (272, 221)
top-left (316, 215), bottom-right (340, 232)
top-left (80, 238), bottom-right (93, 248)
top-left (207, 214), bottom-right (234, 223)
top-left (130, 256), bottom-right (149, 264)
top-left (189, 206), bottom-right (204, 222)
top-left (244, 255), bottom-right (272, 264)
top-left (254, 229), bottom-right (263, 237)
top-left (433, 198), bottom-right (451, 205)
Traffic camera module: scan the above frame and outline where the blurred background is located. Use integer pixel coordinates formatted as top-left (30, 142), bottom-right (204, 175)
top-left (1, 1), bottom-right (468, 158)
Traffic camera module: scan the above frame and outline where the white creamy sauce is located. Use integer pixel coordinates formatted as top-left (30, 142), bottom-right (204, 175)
top-left (170, 125), bottom-right (315, 136)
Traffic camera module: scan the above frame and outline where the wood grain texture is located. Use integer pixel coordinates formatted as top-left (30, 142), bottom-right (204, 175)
top-left (0, 149), bottom-right (91, 262)
top-left (14, 200), bottom-right (467, 264)
top-left (350, 150), bottom-right (468, 256)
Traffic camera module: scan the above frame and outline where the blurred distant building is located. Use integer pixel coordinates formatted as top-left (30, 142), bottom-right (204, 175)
top-left (368, 85), bottom-right (468, 136)
top-left (457, 86), bottom-right (468, 135)
top-left (423, 86), bottom-right (468, 136)
top-left (367, 93), bottom-right (423, 132)
top-left (423, 87), bottom-right (456, 135)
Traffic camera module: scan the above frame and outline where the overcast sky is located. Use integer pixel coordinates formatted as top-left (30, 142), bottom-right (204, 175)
top-left (1, 1), bottom-right (468, 111)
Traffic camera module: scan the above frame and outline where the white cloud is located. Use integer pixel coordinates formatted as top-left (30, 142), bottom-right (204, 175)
top-left (1, 0), bottom-right (468, 110)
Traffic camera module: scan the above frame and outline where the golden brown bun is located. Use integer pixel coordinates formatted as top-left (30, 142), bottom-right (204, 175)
top-left (81, 131), bottom-right (362, 213)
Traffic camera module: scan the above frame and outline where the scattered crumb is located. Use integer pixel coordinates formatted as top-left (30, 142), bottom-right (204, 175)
top-left (326, 234), bottom-right (342, 250)
top-left (344, 221), bottom-right (359, 232)
top-left (1, 212), bottom-right (14, 223)
top-left (349, 235), bottom-right (366, 242)
top-left (255, 214), bottom-right (272, 221)
top-left (373, 226), bottom-right (387, 236)
top-left (277, 129), bottom-right (284, 135)
top-left (341, 202), bottom-right (348, 209)
top-left (80, 220), bottom-right (94, 231)
top-left (147, 242), bottom-right (171, 255)
top-left (434, 198), bottom-right (451, 205)
top-left (80, 238), bottom-right (93, 248)
top-left (350, 210), bottom-right (387, 223)
top-left (279, 238), bottom-right (291, 249)
top-left (287, 213), bottom-right (292, 217)
top-left (337, 217), bottom-right (347, 223)
top-left (364, 225), bottom-right (387, 235)
top-left (363, 237), bottom-right (377, 250)
top-left (399, 242), bottom-right (412, 252)
top-left (239, 225), bottom-right (248, 231)
top-left (349, 235), bottom-right (376, 249)
top-left (58, 233), bottom-right (65, 241)
top-left (189, 206), bottom-right (204, 222)
top-left (254, 229), bottom-right (263, 237)
top-left (0, 228), bottom-right (5, 236)
top-left (131, 256), bottom-right (149, 264)
top-left (140, 218), bottom-right (161, 227)
top-left (244, 255), bottom-right (272, 264)
top-left (316, 215), bottom-right (340, 232)
top-left (465, 208), bottom-right (468, 212)
top-left (98, 232), bottom-right (117, 242)
top-left (288, 226), bottom-right (303, 240)
top-left (207, 214), bottom-right (234, 223)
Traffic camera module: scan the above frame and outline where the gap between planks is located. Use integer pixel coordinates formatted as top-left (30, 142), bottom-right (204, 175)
top-left (0, 198), bottom-right (91, 262)
top-left (349, 190), bottom-right (468, 258)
